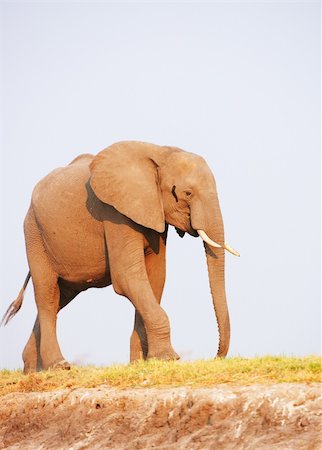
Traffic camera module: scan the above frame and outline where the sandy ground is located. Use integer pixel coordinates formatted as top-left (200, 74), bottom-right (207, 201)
top-left (0, 383), bottom-right (321, 449)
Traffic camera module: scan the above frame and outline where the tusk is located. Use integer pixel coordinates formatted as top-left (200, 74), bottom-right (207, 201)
top-left (197, 230), bottom-right (240, 257)
top-left (197, 230), bottom-right (221, 248)
top-left (223, 243), bottom-right (240, 257)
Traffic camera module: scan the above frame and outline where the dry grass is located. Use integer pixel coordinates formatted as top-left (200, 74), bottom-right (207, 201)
top-left (0, 356), bottom-right (320, 396)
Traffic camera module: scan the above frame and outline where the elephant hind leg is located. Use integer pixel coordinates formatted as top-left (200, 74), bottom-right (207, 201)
top-left (22, 316), bottom-right (41, 373)
top-left (23, 283), bottom-right (80, 373)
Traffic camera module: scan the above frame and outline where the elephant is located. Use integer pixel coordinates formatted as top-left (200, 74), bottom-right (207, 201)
top-left (2, 141), bottom-right (239, 373)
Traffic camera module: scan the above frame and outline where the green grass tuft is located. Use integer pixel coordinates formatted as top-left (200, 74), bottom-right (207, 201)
top-left (0, 356), bottom-right (320, 396)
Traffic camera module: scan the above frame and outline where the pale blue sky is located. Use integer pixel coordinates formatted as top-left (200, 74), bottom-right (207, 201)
top-left (0, 1), bottom-right (320, 369)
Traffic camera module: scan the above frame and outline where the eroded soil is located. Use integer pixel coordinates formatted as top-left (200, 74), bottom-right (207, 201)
top-left (0, 384), bottom-right (321, 449)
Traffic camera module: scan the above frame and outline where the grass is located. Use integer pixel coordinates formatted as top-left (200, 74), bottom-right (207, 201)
top-left (0, 356), bottom-right (320, 396)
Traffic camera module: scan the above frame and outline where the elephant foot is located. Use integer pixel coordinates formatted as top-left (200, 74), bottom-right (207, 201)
top-left (130, 349), bottom-right (144, 363)
top-left (49, 359), bottom-right (71, 370)
top-left (23, 363), bottom-right (37, 374)
top-left (23, 356), bottom-right (42, 373)
top-left (147, 348), bottom-right (180, 361)
top-left (130, 333), bottom-right (147, 362)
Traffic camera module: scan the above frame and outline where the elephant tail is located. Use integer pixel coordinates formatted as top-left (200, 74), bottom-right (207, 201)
top-left (1, 272), bottom-right (31, 326)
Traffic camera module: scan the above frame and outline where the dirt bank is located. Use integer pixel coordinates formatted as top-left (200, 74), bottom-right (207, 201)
top-left (0, 383), bottom-right (321, 449)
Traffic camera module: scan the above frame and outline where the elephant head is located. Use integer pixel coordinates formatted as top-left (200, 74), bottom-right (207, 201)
top-left (89, 141), bottom-right (239, 357)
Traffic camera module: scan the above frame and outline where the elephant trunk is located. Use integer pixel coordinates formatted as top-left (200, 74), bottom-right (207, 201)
top-left (191, 197), bottom-right (230, 358)
top-left (204, 243), bottom-right (230, 357)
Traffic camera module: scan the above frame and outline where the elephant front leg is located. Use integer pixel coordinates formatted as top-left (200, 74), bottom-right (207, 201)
top-left (116, 269), bottom-right (178, 361)
top-left (130, 238), bottom-right (167, 362)
top-left (130, 310), bottom-right (148, 361)
top-left (105, 221), bottom-right (178, 361)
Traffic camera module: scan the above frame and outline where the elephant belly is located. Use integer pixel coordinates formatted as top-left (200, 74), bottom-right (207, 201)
top-left (42, 221), bottom-right (108, 283)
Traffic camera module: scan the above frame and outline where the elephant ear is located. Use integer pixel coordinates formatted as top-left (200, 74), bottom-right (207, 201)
top-left (89, 142), bottom-right (165, 233)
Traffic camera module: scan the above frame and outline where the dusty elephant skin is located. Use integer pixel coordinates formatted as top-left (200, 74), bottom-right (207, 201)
top-left (0, 384), bottom-right (321, 449)
top-left (2, 141), bottom-right (239, 372)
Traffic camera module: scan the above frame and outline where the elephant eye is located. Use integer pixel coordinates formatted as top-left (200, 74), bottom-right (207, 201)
top-left (185, 190), bottom-right (192, 197)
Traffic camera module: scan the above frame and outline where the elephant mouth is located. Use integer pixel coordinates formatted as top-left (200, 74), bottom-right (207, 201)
top-left (184, 221), bottom-right (199, 237)
top-left (174, 224), bottom-right (198, 238)
top-left (188, 218), bottom-right (201, 237)
top-left (189, 227), bottom-right (199, 237)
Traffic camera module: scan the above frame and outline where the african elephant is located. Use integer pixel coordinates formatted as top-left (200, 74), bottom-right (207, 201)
top-left (2, 141), bottom-right (239, 373)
